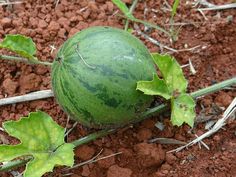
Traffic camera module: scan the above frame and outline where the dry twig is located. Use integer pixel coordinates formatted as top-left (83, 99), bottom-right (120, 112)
top-left (168, 97), bottom-right (236, 153)
top-left (0, 90), bottom-right (54, 106)
top-left (198, 3), bottom-right (236, 11)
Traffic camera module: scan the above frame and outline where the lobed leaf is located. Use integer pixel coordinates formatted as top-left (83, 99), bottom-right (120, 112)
top-left (0, 111), bottom-right (74, 177)
top-left (0, 34), bottom-right (37, 60)
top-left (171, 94), bottom-right (196, 127)
top-left (112, 0), bottom-right (134, 18)
top-left (152, 53), bottom-right (188, 95)
top-left (137, 73), bottom-right (171, 100)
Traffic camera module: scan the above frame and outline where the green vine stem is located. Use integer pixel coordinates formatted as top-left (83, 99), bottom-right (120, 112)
top-left (141, 77), bottom-right (236, 117)
top-left (0, 54), bottom-right (52, 66)
top-left (0, 77), bottom-right (235, 172)
top-left (0, 158), bottom-right (31, 172)
top-left (190, 77), bottom-right (236, 98)
top-left (124, 0), bottom-right (139, 31)
top-left (72, 129), bottom-right (116, 147)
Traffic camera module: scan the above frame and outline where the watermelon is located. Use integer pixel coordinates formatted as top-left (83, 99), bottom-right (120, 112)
top-left (51, 26), bottom-right (156, 128)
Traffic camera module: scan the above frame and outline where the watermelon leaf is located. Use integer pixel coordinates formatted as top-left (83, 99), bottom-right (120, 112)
top-left (171, 94), bottom-right (195, 127)
top-left (137, 73), bottom-right (171, 100)
top-left (111, 0), bottom-right (134, 18)
top-left (0, 111), bottom-right (74, 177)
top-left (152, 53), bottom-right (188, 95)
top-left (137, 53), bottom-right (196, 127)
top-left (0, 34), bottom-right (38, 61)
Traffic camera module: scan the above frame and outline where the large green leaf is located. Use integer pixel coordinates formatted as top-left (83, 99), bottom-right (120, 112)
top-left (152, 53), bottom-right (188, 95)
top-left (112, 0), bottom-right (134, 18)
top-left (0, 34), bottom-right (37, 60)
top-left (171, 94), bottom-right (195, 127)
top-left (0, 111), bottom-right (74, 177)
top-left (137, 73), bottom-right (171, 99)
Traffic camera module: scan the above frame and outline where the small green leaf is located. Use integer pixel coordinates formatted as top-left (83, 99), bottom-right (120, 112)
top-left (171, 94), bottom-right (196, 127)
top-left (0, 34), bottom-right (37, 60)
top-left (137, 74), bottom-right (171, 99)
top-left (0, 111), bottom-right (74, 177)
top-left (112, 0), bottom-right (134, 18)
top-left (152, 53), bottom-right (188, 94)
top-left (171, 0), bottom-right (180, 18)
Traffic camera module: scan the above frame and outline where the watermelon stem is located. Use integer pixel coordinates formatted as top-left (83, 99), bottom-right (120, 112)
top-left (0, 54), bottom-right (52, 66)
top-left (71, 129), bottom-right (116, 147)
top-left (75, 45), bottom-right (96, 69)
top-left (124, 0), bottom-right (139, 31)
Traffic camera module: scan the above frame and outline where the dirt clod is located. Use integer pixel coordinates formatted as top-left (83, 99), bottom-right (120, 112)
top-left (2, 78), bottom-right (18, 95)
top-left (19, 73), bottom-right (42, 93)
top-left (1, 17), bottom-right (12, 28)
top-left (137, 128), bottom-right (152, 141)
top-left (107, 165), bottom-right (132, 177)
top-left (134, 143), bottom-right (165, 168)
top-left (75, 145), bottom-right (95, 161)
top-left (97, 148), bottom-right (116, 168)
top-left (214, 92), bottom-right (233, 107)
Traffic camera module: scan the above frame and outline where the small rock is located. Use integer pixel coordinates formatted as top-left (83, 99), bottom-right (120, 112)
top-left (106, 1), bottom-right (114, 13)
top-left (75, 145), bottom-right (95, 161)
top-left (35, 66), bottom-right (49, 75)
top-left (97, 148), bottom-right (116, 168)
top-left (1, 17), bottom-right (12, 28)
top-left (161, 163), bottom-right (171, 170)
top-left (82, 9), bottom-right (91, 19)
top-left (215, 92), bottom-right (233, 107)
top-left (58, 28), bottom-right (67, 38)
top-left (48, 21), bottom-right (60, 32)
top-left (165, 153), bottom-right (177, 165)
top-left (19, 73), bottom-right (42, 93)
top-left (81, 165), bottom-right (90, 177)
top-left (58, 17), bottom-right (70, 31)
top-left (137, 128), bottom-right (152, 141)
top-left (88, 1), bottom-right (98, 12)
top-left (3, 78), bottom-right (18, 95)
top-left (107, 165), bottom-right (132, 177)
top-left (134, 143), bottom-right (165, 168)
top-left (69, 28), bottom-right (79, 37)
top-left (38, 19), bottom-right (48, 29)
top-left (29, 17), bottom-right (38, 28)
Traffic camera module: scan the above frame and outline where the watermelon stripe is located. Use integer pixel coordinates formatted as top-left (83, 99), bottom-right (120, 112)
top-left (51, 27), bottom-right (156, 128)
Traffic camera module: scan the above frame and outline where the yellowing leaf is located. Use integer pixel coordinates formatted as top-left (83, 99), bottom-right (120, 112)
top-left (171, 94), bottom-right (196, 127)
top-left (0, 34), bottom-right (37, 61)
top-left (137, 73), bottom-right (171, 99)
top-left (0, 111), bottom-right (74, 177)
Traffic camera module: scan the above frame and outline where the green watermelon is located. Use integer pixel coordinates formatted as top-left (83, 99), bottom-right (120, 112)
top-left (51, 26), bottom-right (156, 128)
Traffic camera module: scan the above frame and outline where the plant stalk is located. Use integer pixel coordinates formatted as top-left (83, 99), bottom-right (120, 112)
top-left (142, 77), bottom-right (236, 117)
top-left (124, 0), bottom-right (139, 31)
top-left (0, 77), bottom-right (235, 172)
top-left (130, 17), bottom-right (170, 36)
top-left (0, 158), bottom-right (31, 172)
top-left (190, 77), bottom-right (236, 98)
top-left (0, 54), bottom-right (52, 66)
top-left (71, 129), bottom-right (116, 147)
